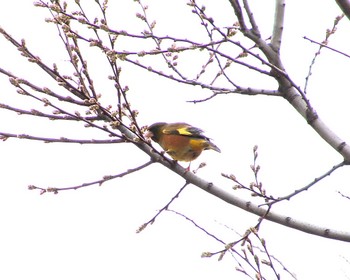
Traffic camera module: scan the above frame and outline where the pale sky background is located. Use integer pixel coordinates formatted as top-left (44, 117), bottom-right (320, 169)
top-left (1, 1), bottom-right (350, 279)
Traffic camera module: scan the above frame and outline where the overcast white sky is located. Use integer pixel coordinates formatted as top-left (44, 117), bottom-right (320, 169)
top-left (1, 1), bottom-right (350, 279)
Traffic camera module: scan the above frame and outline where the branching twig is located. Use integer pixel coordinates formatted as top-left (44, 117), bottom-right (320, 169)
top-left (303, 35), bottom-right (350, 59)
top-left (222, 146), bottom-right (276, 202)
top-left (137, 182), bottom-right (189, 233)
top-left (268, 161), bottom-right (346, 205)
top-left (0, 67), bottom-right (86, 106)
top-left (304, 14), bottom-right (344, 93)
top-left (189, 2), bottom-right (240, 88)
top-left (0, 132), bottom-right (124, 144)
top-left (0, 28), bottom-right (88, 100)
top-left (215, 219), bottom-right (296, 279)
top-left (0, 103), bottom-right (99, 121)
top-left (28, 160), bottom-right (153, 194)
top-left (187, 88), bottom-right (281, 103)
top-left (0, 0), bottom-right (349, 247)
top-left (167, 209), bottom-right (226, 244)
top-left (136, 0), bottom-right (187, 81)
top-left (167, 209), bottom-right (273, 278)
top-left (199, 204), bottom-right (287, 279)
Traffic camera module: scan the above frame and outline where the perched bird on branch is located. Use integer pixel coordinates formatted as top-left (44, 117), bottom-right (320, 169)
top-left (146, 122), bottom-right (220, 163)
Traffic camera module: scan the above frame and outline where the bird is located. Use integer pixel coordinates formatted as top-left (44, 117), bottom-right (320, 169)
top-left (146, 122), bottom-right (221, 163)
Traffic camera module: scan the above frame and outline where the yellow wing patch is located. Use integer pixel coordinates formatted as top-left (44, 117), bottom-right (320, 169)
top-left (162, 125), bottom-right (192, 136)
top-left (162, 123), bottom-right (203, 137)
top-left (176, 127), bottom-right (193, 136)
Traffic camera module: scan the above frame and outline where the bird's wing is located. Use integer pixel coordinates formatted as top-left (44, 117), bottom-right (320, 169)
top-left (162, 123), bottom-right (205, 138)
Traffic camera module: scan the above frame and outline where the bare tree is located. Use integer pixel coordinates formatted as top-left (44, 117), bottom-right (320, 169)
top-left (1, 0), bottom-right (350, 278)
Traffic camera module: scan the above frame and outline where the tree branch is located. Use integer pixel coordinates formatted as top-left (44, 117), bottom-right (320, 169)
top-left (303, 35), bottom-right (350, 59)
top-left (335, 0), bottom-right (350, 20)
top-left (29, 160), bottom-right (153, 194)
top-left (117, 125), bottom-right (350, 242)
top-left (0, 28), bottom-right (88, 101)
top-left (1, 0), bottom-right (350, 244)
top-left (227, 2), bottom-right (350, 163)
top-left (242, 0), bottom-right (261, 36)
top-left (0, 67), bottom-right (86, 106)
top-left (137, 182), bottom-right (189, 233)
top-left (303, 14), bottom-right (345, 93)
top-left (0, 132), bottom-right (124, 144)
top-left (270, 0), bottom-right (285, 53)
top-left (268, 161), bottom-right (346, 205)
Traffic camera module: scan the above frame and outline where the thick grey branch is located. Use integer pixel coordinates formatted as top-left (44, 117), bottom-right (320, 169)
top-left (335, 0), bottom-right (350, 20)
top-left (270, 0), bottom-right (285, 53)
top-left (228, 2), bottom-right (350, 163)
top-left (119, 126), bottom-right (350, 242)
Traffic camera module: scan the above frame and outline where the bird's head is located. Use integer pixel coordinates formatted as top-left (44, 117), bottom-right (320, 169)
top-left (145, 122), bottom-right (167, 142)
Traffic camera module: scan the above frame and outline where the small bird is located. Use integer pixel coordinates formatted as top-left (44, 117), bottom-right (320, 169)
top-left (146, 122), bottom-right (221, 162)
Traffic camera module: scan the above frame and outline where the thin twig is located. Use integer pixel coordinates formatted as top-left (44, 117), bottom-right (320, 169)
top-left (337, 191), bottom-right (350, 200)
top-left (243, 0), bottom-right (261, 36)
top-left (0, 28), bottom-right (87, 100)
top-left (28, 160), bottom-right (154, 194)
top-left (0, 103), bottom-right (99, 121)
top-left (303, 35), bottom-right (350, 59)
top-left (137, 182), bottom-right (189, 233)
top-left (267, 161), bottom-right (346, 205)
top-left (0, 67), bottom-right (86, 106)
top-left (303, 14), bottom-right (344, 93)
top-left (0, 132), bottom-right (124, 144)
